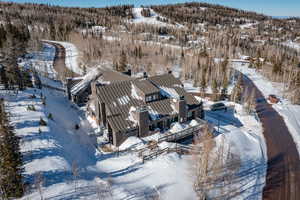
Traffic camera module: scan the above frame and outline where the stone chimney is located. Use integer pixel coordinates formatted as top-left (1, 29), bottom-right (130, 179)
top-left (136, 106), bottom-right (149, 137)
top-left (175, 96), bottom-right (187, 123)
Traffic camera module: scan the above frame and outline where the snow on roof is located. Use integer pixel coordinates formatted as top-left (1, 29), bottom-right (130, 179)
top-left (71, 67), bottom-right (101, 95)
top-left (131, 83), bottom-right (143, 100)
top-left (170, 103), bottom-right (178, 114)
top-left (169, 122), bottom-right (186, 133)
top-left (147, 106), bottom-right (160, 120)
top-left (159, 86), bottom-right (180, 99)
top-left (117, 95), bottom-right (130, 105)
top-left (127, 106), bottom-right (138, 126)
top-left (189, 119), bottom-right (199, 127)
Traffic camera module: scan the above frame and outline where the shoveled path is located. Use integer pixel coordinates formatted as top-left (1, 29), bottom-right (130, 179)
top-left (242, 74), bottom-right (300, 200)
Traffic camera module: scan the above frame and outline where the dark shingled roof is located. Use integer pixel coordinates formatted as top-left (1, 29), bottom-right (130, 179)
top-left (133, 79), bottom-right (160, 95)
top-left (148, 74), bottom-right (183, 88)
top-left (99, 70), bottom-right (134, 83)
top-left (96, 74), bottom-right (200, 133)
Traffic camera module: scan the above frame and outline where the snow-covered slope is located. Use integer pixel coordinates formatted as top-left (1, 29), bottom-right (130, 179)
top-left (131, 8), bottom-right (183, 28)
top-left (1, 87), bottom-right (197, 199)
top-left (7, 86), bottom-right (265, 199)
top-left (19, 43), bottom-right (57, 79)
top-left (131, 8), bottom-right (167, 26)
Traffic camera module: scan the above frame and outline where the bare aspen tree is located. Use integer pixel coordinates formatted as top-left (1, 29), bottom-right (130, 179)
top-left (193, 124), bottom-right (241, 199)
top-left (193, 124), bottom-right (215, 200)
top-left (34, 172), bottom-right (44, 200)
top-left (95, 177), bottom-right (113, 200)
top-left (72, 161), bottom-right (80, 192)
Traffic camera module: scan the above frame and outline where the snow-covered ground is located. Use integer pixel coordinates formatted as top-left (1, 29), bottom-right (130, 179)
top-left (19, 43), bottom-right (57, 79)
top-left (233, 61), bottom-right (300, 154)
top-left (282, 40), bottom-right (300, 52)
top-left (1, 87), bottom-right (198, 200)
top-left (239, 22), bottom-right (258, 30)
top-left (44, 40), bottom-right (83, 75)
top-left (192, 97), bottom-right (267, 199)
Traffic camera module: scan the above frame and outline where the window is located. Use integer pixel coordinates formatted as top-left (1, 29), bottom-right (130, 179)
top-left (188, 111), bottom-right (194, 120)
top-left (173, 116), bottom-right (178, 122)
top-left (149, 123), bottom-right (156, 131)
top-left (152, 94), bottom-right (157, 101)
top-left (146, 96), bottom-right (152, 102)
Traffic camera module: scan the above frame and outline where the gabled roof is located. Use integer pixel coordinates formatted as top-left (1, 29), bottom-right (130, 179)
top-left (148, 73), bottom-right (183, 88)
top-left (133, 79), bottom-right (160, 95)
top-left (96, 73), bottom-right (200, 133)
top-left (69, 68), bottom-right (134, 96)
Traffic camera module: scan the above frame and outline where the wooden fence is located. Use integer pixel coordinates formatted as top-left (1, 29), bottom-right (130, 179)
top-left (140, 144), bottom-right (202, 163)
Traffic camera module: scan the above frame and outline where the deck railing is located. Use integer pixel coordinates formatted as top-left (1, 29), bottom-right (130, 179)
top-left (158, 118), bottom-right (206, 143)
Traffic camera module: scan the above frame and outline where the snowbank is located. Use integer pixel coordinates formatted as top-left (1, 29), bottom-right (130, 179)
top-left (169, 122), bottom-right (187, 133)
top-left (119, 136), bottom-right (144, 151)
top-left (45, 40), bottom-right (83, 75)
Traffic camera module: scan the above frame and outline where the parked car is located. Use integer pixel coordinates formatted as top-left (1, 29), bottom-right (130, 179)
top-left (210, 102), bottom-right (227, 111)
top-left (268, 95), bottom-right (279, 104)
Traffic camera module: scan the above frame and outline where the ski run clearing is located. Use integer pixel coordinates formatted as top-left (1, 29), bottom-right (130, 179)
top-left (130, 8), bottom-right (184, 28)
top-left (0, 41), bottom-right (270, 199)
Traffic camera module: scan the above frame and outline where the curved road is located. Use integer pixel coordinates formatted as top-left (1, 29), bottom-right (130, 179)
top-left (242, 74), bottom-right (300, 200)
top-left (43, 41), bottom-right (79, 81)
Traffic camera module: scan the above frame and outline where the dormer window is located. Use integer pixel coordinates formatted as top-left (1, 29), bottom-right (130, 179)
top-left (146, 95), bottom-right (153, 102)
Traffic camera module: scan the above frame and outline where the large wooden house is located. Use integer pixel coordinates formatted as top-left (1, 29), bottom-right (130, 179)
top-left (91, 73), bottom-right (204, 146)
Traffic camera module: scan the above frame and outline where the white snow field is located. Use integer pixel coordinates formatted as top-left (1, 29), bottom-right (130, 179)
top-left (131, 7), bottom-right (168, 26)
top-left (131, 8), bottom-right (184, 28)
top-left (233, 61), bottom-right (300, 154)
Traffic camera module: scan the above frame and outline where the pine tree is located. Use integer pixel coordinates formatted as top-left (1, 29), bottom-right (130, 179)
top-left (0, 66), bottom-right (9, 89)
top-left (0, 100), bottom-right (24, 198)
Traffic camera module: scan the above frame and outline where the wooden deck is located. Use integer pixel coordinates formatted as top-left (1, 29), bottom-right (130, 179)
top-left (158, 118), bottom-right (206, 143)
